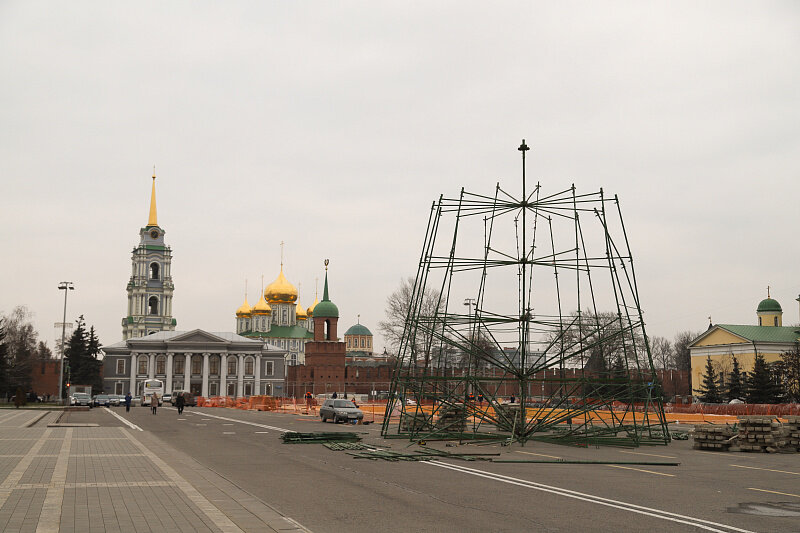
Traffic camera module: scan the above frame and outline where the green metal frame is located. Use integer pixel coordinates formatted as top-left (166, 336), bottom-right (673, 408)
top-left (381, 140), bottom-right (670, 447)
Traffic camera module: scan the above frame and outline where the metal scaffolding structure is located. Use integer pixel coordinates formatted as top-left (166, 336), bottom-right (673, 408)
top-left (381, 141), bottom-right (670, 447)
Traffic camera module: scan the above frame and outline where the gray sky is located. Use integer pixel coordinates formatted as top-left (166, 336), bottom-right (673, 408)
top-left (2, 2), bottom-right (798, 355)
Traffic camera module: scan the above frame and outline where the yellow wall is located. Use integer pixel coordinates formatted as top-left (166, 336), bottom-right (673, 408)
top-left (693, 329), bottom-right (748, 347)
top-left (690, 351), bottom-right (783, 392)
top-left (757, 312), bottom-right (782, 327)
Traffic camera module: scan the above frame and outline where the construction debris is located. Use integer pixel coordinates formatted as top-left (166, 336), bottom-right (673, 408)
top-left (281, 432), bottom-right (362, 444)
top-left (737, 416), bottom-right (793, 453)
top-left (691, 424), bottom-right (737, 451)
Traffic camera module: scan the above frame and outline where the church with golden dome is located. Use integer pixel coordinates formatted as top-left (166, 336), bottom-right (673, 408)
top-left (234, 262), bottom-right (320, 365)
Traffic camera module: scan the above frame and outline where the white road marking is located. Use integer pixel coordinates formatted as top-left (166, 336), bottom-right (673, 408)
top-left (255, 431), bottom-right (269, 434)
top-left (427, 461), bottom-right (754, 533)
top-left (619, 450), bottom-right (677, 459)
top-left (731, 464), bottom-right (800, 476)
top-left (516, 450), bottom-right (562, 459)
top-left (747, 487), bottom-right (800, 498)
top-left (103, 407), bottom-right (143, 431)
top-left (607, 465), bottom-right (674, 477)
top-left (223, 432), bottom-right (235, 435)
top-left (183, 410), bottom-right (292, 432)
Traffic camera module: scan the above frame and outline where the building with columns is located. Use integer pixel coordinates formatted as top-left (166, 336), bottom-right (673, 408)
top-left (122, 173), bottom-right (176, 339)
top-left (102, 330), bottom-right (286, 398)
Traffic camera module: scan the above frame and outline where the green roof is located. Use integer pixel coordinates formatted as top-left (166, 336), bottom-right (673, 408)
top-left (345, 324), bottom-right (372, 336)
top-left (716, 324), bottom-right (800, 343)
top-left (313, 300), bottom-right (339, 318)
top-left (757, 298), bottom-right (782, 313)
top-left (243, 325), bottom-right (313, 340)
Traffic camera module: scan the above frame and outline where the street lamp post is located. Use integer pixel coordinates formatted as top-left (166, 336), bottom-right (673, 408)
top-left (57, 282), bottom-right (74, 404)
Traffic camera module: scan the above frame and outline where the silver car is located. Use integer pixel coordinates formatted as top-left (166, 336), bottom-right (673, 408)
top-left (319, 399), bottom-right (363, 424)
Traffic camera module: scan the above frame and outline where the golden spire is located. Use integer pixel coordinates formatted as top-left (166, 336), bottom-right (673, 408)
top-left (147, 168), bottom-right (158, 226)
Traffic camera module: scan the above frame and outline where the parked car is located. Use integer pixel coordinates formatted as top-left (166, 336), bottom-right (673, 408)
top-left (171, 390), bottom-right (197, 406)
top-left (319, 399), bottom-right (364, 424)
top-left (92, 394), bottom-right (111, 407)
top-left (70, 393), bottom-right (92, 407)
top-left (108, 395), bottom-right (122, 407)
top-left (161, 393), bottom-right (172, 404)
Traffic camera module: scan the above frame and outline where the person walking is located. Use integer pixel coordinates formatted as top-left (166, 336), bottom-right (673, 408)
top-left (151, 393), bottom-right (158, 415)
top-left (175, 392), bottom-right (185, 415)
top-left (124, 392), bottom-right (132, 412)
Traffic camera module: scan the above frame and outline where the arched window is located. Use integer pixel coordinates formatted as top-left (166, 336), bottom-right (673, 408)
top-left (227, 356), bottom-right (237, 375)
top-left (174, 356), bottom-right (185, 374)
top-left (774, 316), bottom-right (778, 326)
top-left (209, 355), bottom-right (220, 375)
top-left (245, 357), bottom-right (254, 376)
top-left (150, 263), bottom-right (160, 280)
top-left (148, 296), bottom-right (158, 315)
top-left (191, 355), bottom-right (202, 375)
top-left (156, 355), bottom-right (166, 375)
top-left (137, 355), bottom-right (148, 375)
top-left (324, 320), bottom-right (331, 340)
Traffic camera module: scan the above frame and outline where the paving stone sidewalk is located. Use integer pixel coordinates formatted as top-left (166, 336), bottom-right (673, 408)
top-left (0, 409), bottom-right (308, 532)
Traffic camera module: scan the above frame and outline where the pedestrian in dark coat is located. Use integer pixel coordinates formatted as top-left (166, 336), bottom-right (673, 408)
top-left (175, 392), bottom-right (185, 415)
top-left (124, 392), bottom-right (132, 412)
top-left (151, 393), bottom-right (158, 415)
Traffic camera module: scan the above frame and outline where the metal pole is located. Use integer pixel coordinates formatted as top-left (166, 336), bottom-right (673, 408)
top-left (57, 281), bottom-right (74, 404)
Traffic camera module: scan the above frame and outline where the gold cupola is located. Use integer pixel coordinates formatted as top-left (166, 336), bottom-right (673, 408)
top-left (264, 267), bottom-right (298, 304)
top-left (235, 295), bottom-right (252, 317)
top-left (296, 301), bottom-right (308, 320)
top-left (307, 296), bottom-right (319, 317)
top-left (251, 294), bottom-right (272, 315)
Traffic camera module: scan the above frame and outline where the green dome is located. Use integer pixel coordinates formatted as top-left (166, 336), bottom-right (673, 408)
top-left (345, 324), bottom-right (372, 336)
top-left (757, 298), bottom-right (782, 313)
top-left (313, 300), bottom-right (339, 318)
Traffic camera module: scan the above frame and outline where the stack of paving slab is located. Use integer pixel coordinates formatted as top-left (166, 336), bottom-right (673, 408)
top-left (494, 404), bottom-right (523, 432)
top-left (785, 416), bottom-right (800, 451)
top-left (435, 405), bottom-right (467, 433)
top-left (737, 416), bottom-right (792, 453)
top-left (691, 424), bottom-right (736, 451)
top-left (400, 411), bottom-right (432, 432)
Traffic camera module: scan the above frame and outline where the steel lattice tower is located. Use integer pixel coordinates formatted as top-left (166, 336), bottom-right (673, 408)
top-left (381, 141), bottom-right (669, 447)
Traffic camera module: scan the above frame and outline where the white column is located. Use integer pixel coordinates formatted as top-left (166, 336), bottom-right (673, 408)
top-left (148, 353), bottom-right (155, 379)
top-left (221, 354), bottom-right (227, 397)
top-left (184, 353), bottom-right (191, 391)
top-left (202, 353), bottom-right (210, 397)
top-left (166, 353), bottom-right (173, 394)
top-left (237, 354), bottom-right (244, 397)
top-left (129, 352), bottom-right (137, 395)
top-left (254, 355), bottom-right (261, 396)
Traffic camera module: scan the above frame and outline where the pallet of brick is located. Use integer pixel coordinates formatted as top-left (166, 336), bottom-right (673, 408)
top-left (435, 405), bottom-right (467, 433)
top-left (399, 412), bottom-right (432, 432)
top-left (737, 416), bottom-right (786, 453)
top-left (494, 404), bottom-right (523, 432)
top-left (692, 424), bottom-right (736, 451)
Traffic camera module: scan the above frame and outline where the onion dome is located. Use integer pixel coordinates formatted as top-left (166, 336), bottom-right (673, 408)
top-left (757, 297), bottom-right (782, 313)
top-left (313, 267), bottom-right (339, 318)
top-left (296, 301), bottom-right (308, 320)
top-left (235, 296), bottom-right (252, 317)
top-left (345, 323), bottom-right (372, 336)
top-left (307, 296), bottom-right (319, 317)
top-left (251, 294), bottom-right (272, 315)
top-left (264, 267), bottom-right (298, 304)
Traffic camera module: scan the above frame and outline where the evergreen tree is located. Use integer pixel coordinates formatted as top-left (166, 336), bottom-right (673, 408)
top-left (64, 317), bottom-right (104, 394)
top-left (694, 356), bottom-right (723, 403)
top-left (2, 306), bottom-right (37, 396)
top-left (746, 352), bottom-right (781, 404)
top-left (610, 354), bottom-right (628, 399)
top-left (779, 344), bottom-right (800, 403)
top-left (726, 355), bottom-right (744, 402)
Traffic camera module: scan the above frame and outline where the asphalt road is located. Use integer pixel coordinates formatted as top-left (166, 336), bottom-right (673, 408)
top-left (94, 406), bottom-right (800, 532)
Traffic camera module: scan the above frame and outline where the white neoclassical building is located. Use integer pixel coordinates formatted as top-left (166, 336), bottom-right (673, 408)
top-left (102, 329), bottom-right (287, 398)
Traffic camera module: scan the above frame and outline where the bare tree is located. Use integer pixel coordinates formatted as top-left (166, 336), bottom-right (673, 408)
top-left (0, 306), bottom-right (38, 396)
top-left (673, 330), bottom-right (701, 388)
top-left (649, 336), bottom-right (675, 369)
top-left (378, 277), bottom-right (443, 359)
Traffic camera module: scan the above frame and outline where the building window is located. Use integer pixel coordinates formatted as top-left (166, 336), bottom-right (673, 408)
top-left (290, 353), bottom-right (297, 365)
top-left (138, 356), bottom-right (148, 375)
top-left (245, 357), bottom-right (254, 376)
top-left (265, 361), bottom-right (274, 377)
top-left (117, 359), bottom-right (126, 375)
top-left (774, 316), bottom-right (778, 326)
top-left (149, 296), bottom-right (158, 315)
top-left (150, 263), bottom-right (160, 280)
top-left (210, 356), bottom-right (220, 375)
top-left (156, 355), bottom-right (166, 375)
top-left (244, 382), bottom-right (252, 396)
top-left (191, 356), bottom-right (202, 375)
top-left (115, 382), bottom-right (124, 395)
top-left (209, 383), bottom-right (218, 396)
top-left (228, 356), bottom-right (237, 375)
top-left (227, 382), bottom-right (236, 396)
top-left (759, 317), bottom-right (762, 326)
top-left (174, 356), bottom-right (185, 375)
top-left (348, 338), bottom-right (351, 348)
top-left (263, 383), bottom-right (272, 395)
top-left (361, 338), bottom-right (365, 348)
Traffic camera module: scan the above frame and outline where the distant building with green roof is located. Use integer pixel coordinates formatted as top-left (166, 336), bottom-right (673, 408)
top-left (689, 291), bottom-right (800, 393)
top-left (344, 320), bottom-right (374, 356)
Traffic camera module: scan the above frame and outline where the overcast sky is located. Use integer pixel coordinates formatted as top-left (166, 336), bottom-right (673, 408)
top-left (2, 2), bottom-right (798, 355)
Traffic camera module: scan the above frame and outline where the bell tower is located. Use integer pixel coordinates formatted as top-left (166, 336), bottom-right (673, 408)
top-left (122, 171), bottom-right (176, 339)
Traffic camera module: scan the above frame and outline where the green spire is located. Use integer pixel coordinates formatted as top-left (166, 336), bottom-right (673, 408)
top-left (313, 259), bottom-right (339, 318)
top-left (323, 270), bottom-right (330, 301)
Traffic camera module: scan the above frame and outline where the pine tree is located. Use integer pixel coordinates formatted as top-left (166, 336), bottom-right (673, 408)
top-left (0, 320), bottom-right (8, 397)
top-left (779, 344), bottom-right (800, 403)
top-left (726, 355), bottom-right (744, 402)
top-left (695, 356), bottom-right (723, 403)
top-left (746, 352), bottom-right (781, 404)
